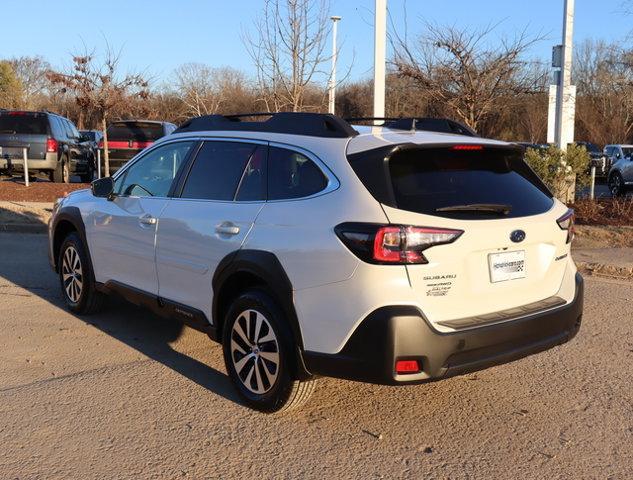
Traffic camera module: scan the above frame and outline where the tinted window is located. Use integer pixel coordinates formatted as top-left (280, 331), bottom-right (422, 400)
top-left (0, 113), bottom-right (48, 134)
top-left (107, 122), bottom-right (165, 142)
top-left (387, 147), bottom-right (553, 219)
top-left (50, 117), bottom-right (65, 138)
top-left (181, 141), bottom-right (260, 201)
top-left (116, 141), bottom-right (194, 197)
top-left (67, 120), bottom-right (81, 139)
top-left (267, 147), bottom-right (327, 200)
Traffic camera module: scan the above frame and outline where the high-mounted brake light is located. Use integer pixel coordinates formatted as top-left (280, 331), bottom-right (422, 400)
top-left (557, 209), bottom-right (575, 244)
top-left (46, 138), bottom-right (58, 153)
top-left (335, 223), bottom-right (464, 265)
top-left (451, 144), bottom-right (484, 151)
top-left (8, 111), bottom-right (27, 116)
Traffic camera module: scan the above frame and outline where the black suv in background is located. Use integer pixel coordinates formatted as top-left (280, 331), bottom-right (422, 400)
top-left (100, 120), bottom-right (176, 173)
top-left (0, 110), bottom-right (93, 183)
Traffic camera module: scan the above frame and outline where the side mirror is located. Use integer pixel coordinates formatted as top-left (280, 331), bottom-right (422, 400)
top-left (91, 177), bottom-right (115, 199)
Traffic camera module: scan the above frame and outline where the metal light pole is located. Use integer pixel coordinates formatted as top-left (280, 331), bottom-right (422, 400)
top-left (554, 0), bottom-right (575, 150)
top-left (328, 15), bottom-right (341, 114)
top-left (373, 0), bottom-right (387, 123)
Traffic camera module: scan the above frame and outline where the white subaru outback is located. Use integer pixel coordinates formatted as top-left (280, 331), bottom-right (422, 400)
top-left (48, 113), bottom-right (583, 412)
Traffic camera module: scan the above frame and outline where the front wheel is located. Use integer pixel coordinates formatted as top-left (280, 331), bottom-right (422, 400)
top-left (609, 172), bottom-right (625, 197)
top-left (58, 232), bottom-right (105, 314)
top-left (222, 290), bottom-right (316, 413)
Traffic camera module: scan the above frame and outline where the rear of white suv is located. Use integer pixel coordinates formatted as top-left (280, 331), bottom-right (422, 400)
top-left (48, 113), bottom-right (583, 413)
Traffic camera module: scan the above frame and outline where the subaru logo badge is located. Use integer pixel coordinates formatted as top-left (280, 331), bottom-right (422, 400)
top-left (510, 230), bottom-right (526, 243)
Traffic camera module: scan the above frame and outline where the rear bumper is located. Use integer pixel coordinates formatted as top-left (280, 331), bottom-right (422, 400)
top-left (0, 154), bottom-right (57, 171)
top-left (303, 273), bottom-right (584, 385)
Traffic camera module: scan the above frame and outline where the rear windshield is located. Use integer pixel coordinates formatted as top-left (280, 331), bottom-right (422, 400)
top-left (106, 122), bottom-right (164, 141)
top-left (0, 114), bottom-right (48, 135)
top-left (350, 146), bottom-right (554, 219)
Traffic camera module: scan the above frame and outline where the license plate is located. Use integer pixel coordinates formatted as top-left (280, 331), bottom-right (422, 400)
top-left (488, 250), bottom-right (526, 283)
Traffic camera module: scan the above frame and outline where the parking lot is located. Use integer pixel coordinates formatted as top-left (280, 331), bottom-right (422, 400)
top-left (0, 232), bottom-right (631, 479)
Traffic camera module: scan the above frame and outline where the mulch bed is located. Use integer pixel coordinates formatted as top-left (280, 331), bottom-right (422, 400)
top-left (0, 178), bottom-right (90, 202)
top-left (572, 198), bottom-right (633, 227)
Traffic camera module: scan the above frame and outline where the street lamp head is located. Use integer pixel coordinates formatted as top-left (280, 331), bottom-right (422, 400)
top-left (331, 15), bottom-right (342, 21)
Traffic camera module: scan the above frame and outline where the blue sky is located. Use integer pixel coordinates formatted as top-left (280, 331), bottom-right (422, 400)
top-left (1, 0), bottom-right (630, 84)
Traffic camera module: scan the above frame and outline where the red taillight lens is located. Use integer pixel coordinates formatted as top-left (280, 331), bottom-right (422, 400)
top-left (557, 209), bottom-right (575, 244)
top-left (336, 223), bottom-right (463, 265)
top-left (46, 138), bottom-right (58, 153)
top-left (451, 144), bottom-right (484, 151)
top-left (98, 141), bottom-right (104, 149)
top-left (395, 360), bottom-right (421, 374)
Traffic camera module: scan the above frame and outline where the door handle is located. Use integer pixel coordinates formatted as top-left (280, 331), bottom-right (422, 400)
top-left (215, 221), bottom-right (240, 235)
top-left (139, 214), bottom-right (157, 226)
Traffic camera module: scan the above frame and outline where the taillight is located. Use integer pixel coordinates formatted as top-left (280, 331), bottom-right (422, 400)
top-left (98, 141), bottom-right (104, 149)
top-left (46, 138), bottom-right (58, 153)
top-left (557, 209), bottom-right (575, 244)
top-left (335, 223), bottom-right (463, 265)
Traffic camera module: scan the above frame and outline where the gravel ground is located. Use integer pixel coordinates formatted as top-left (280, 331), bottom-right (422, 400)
top-left (0, 178), bottom-right (89, 202)
top-left (0, 233), bottom-right (632, 479)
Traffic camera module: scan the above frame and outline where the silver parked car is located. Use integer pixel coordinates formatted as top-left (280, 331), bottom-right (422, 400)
top-left (605, 144), bottom-right (633, 196)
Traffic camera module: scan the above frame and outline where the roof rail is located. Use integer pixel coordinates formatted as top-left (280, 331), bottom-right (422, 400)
top-left (345, 117), bottom-right (477, 137)
top-left (174, 112), bottom-right (359, 138)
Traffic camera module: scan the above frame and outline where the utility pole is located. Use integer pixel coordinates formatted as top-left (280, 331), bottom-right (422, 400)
top-left (373, 0), bottom-right (387, 123)
top-left (328, 16), bottom-right (341, 114)
top-left (554, 0), bottom-right (575, 150)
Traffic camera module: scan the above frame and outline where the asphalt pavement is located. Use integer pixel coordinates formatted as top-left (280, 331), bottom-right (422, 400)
top-left (0, 233), bottom-right (631, 479)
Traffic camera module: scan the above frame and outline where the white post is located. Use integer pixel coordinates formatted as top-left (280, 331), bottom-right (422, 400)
top-left (328, 16), bottom-right (341, 115)
top-left (554, 0), bottom-right (575, 151)
top-left (23, 147), bottom-right (29, 187)
top-left (590, 165), bottom-right (596, 200)
top-left (373, 0), bottom-right (387, 123)
top-left (97, 148), bottom-right (101, 179)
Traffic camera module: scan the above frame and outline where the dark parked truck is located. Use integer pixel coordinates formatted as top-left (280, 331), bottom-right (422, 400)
top-left (99, 120), bottom-right (176, 173)
top-left (0, 110), bottom-right (93, 183)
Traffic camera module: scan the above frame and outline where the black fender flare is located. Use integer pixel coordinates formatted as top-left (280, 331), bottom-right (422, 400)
top-left (51, 206), bottom-right (91, 273)
top-left (212, 249), bottom-right (303, 350)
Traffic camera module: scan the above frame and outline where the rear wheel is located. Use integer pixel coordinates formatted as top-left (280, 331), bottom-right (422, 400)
top-left (79, 163), bottom-right (94, 183)
top-left (58, 232), bottom-right (105, 314)
top-left (222, 289), bottom-right (316, 413)
top-left (609, 171), bottom-right (625, 197)
top-left (51, 155), bottom-right (70, 183)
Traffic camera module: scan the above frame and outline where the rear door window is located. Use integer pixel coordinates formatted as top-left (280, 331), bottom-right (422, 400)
top-left (181, 141), bottom-right (263, 201)
top-left (388, 147), bottom-right (553, 219)
top-left (267, 147), bottom-right (327, 200)
top-left (0, 114), bottom-right (48, 134)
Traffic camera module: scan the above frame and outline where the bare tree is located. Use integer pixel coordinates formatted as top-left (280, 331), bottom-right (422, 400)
top-left (171, 64), bottom-right (254, 119)
top-left (47, 45), bottom-right (149, 176)
top-left (574, 39), bottom-right (633, 145)
top-left (9, 56), bottom-right (51, 109)
top-left (392, 23), bottom-right (545, 135)
top-left (244, 0), bottom-right (332, 112)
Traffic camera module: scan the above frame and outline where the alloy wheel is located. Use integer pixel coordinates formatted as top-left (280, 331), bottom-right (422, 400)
top-left (230, 309), bottom-right (280, 395)
top-left (61, 246), bottom-right (83, 303)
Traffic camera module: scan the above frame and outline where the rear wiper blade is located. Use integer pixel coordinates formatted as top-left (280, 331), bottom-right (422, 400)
top-left (436, 203), bottom-right (512, 215)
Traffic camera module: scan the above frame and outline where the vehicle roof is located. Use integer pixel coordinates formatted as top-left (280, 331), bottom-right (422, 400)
top-left (109, 119), bottom-right (173, 125)
top-left (346, 125), bottom-right (511, 155)
top-left (606, 144), bottom-right (633, 147)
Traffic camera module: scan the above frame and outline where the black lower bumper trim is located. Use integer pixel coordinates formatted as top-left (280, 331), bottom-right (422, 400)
top-left (303, 273), bottom-right (584, 385)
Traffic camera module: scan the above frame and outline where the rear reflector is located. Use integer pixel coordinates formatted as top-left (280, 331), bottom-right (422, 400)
top-left (451, 144), bottom-right (484, 151)
top-left (395, 360), bottom-right (421, 374)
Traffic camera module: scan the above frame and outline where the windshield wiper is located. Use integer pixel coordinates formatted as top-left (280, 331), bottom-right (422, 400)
top-left (436, 203), bottom-right (512, 215)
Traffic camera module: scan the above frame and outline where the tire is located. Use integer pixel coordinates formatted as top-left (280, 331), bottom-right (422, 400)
top-left (52, 155), bottom-right (70, 183)
top-left (58, 232), bottom-right (105, 315)
top-left (222, 289), bottom-right (316, 413)
top-left (609, 171), bottom-right (625, 197)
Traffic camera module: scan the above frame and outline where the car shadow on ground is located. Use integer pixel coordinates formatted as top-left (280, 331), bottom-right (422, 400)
top-left (0, 231), bottom-right (241, 405)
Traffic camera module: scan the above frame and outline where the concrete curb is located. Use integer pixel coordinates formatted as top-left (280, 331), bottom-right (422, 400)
top-left (0, 223), bottom-right (48, 234)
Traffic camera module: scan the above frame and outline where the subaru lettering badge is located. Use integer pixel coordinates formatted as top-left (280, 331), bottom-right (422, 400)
top-left (510, 230), bottom-right (526, 243)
